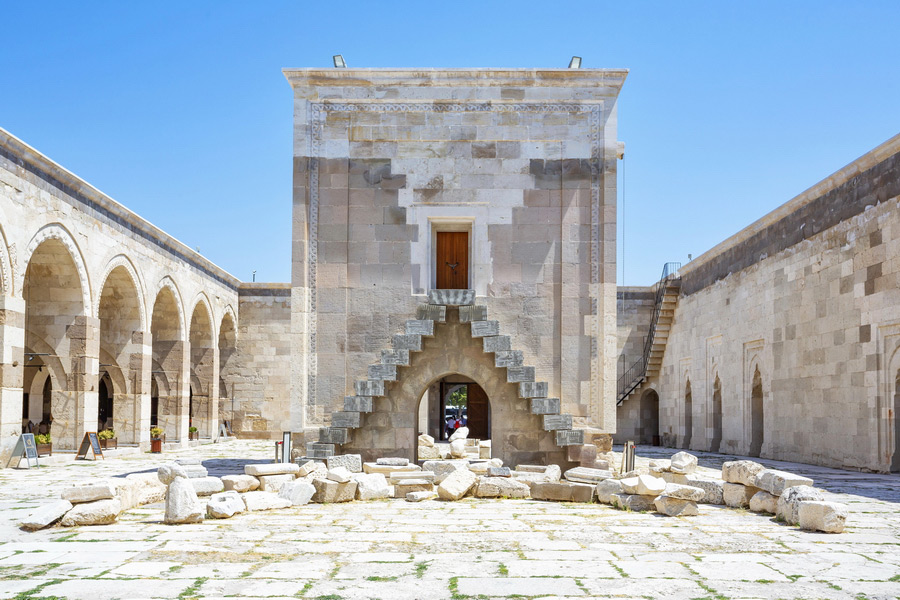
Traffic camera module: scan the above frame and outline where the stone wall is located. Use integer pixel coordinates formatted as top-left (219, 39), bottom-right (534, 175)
top-left (615, 287), bottom-right (654, 442)
top-left (285, 69), bottom-right (626, 448)
top-left (221, 284), bottom-right (292, 439)
top-left (618, 133), bottom-right (900, 472)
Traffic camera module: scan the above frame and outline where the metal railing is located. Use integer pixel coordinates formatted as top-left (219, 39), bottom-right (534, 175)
top-left (616, 262), bottom-right (682, 405)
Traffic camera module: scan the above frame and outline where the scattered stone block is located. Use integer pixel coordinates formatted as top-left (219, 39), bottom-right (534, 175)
top-left (776, 485), bottom-right (824, 525)
top-left (327, 467), bottom-right (352, 484)
top-left (390, 471), bottom-right (436, 483)
top-left (654, 495), bottom-right (699, 517)
top-left (595, 479), bottom-right (625, 504)
top-left (363, 462), bottom-right (421, 475)
top-left (311, 479), bottom-right (358, 503)
top-left (589, 432), bottom-right (613, 452)
top-left (512, 464), bottom-right (561, 485)
top-left (256, 474), bottom-right (293, 493)
top-left (354, 474), bottom-right (390, 501)
top-left (418, 446), bottom-right (442, 460)
top-left (722, 460), bottom-right (765, 486)
top-left (563, 467), bottom-right (613, 485)
top-left (174, 457), bottom-right (201, 466)
top-left (670, 452), bottom-right (698, 475)
top-left (279, 481), bottom-right (316, 506)
top-left (109, 478), bottom-right (140, 511)
top-left (206, 491), bottom-right (245, 519)
top-left (181, 465), bottom-right (209, 479)
top-left (242, 491), bottom-right (293, 511)
top-left (449, 439), bottom-right (467, 458)
top-left (649, 459), bottom-right (671, 475)
top-left (61, 481), bottom-right (116, 504)
top-left (422, 460), bottom-right (467, 483)
top-left (327, 454), bottom-right (362, 473)
top-left (479, 445), bottom-right (491, 459)
top-left (531, 481), bottom-right (593, 503)
top-left (754, 469), bottom-right (813, 497)
top-left (486, 467), bottom-right (511, 477)
top-left (567, 443), bottom-right (598, 467)
top-left (467, 460), bottom-right (502, 475)
top-left (723, 482), bottom-right (762, 508)
top-left (449, 427), bottom-right (469, 441)
top-left (660, 471), bottom-right (688, 485)
top-left (222, 474), bottom-right (260, 493)
top-left (376, 457), bottom-right (409, 467)
top-left (392, 480), bottom-right (433, 498)
top-left (622, 474), bottom-right (666, 496)
top-left (21, 500), bottom-right (73, 531)
top-left (191, 477), bottom-right (225, 496)
top-left (60, 498), bottom-right (122, 527)
top-left (683, 475), bottom-right (725, 505)
top-left (418, 434), bottom-right (435, 447)
top-left (406, 491), bottom-right (437, 502)
top-left (749, 490), bottom-right (778, 514)
top-left (437, 469), bottom-right (477, 501)
top-left (798, 501), bottom-right (848, 533)
top-left (125, 473), bottom-right (167, 506)
top-left (474, 477), bottom-right (530, 499)
top-left (611, 494), bottom-right (655, 512)
top-left (164, 478), bottom-right (203, 524)
top-left (662, 483), bottom-right (706, 502)
top-left (244, 463), bottom-right (300, 477)
top-left (158, 464), bottom-right (188, 484)
top-left (297, 460), bottom-right (321, 477)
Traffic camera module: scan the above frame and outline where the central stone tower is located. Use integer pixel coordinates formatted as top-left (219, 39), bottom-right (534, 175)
top-left (283, 68), bottom-right (626, 465)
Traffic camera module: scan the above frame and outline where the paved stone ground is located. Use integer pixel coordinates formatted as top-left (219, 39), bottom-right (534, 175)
top-left (1, 441), bottom-right (899, 600)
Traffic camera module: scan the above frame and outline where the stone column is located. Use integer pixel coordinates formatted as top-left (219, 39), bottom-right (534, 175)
top-left (209, 346), bottom-right (220, 441)
top-left (0, 296), bottom-right (25, 466)
top-left (127, 331), bottom-right (152, 449)
top-left (155, 340), bottom-right (190, 445)
top-left (62, 315), bottom-right (100, 452)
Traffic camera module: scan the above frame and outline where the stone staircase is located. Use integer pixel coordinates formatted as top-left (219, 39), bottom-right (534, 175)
top-left (616, 263), bottom-right (682, 406)
top-left (306, 289), bottom-right (584, 459)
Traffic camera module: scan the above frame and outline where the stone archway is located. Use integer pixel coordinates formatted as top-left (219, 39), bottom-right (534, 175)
top-left (683, 379), bottom-right (693, 449)
top-left (639, 388), bottom-right (660, 445)
top-left (749, 366), bottom-right (764, 457)
top-left (340, 312), bottom-right (570, 468)
top-left (891, 369), bottom-right (900, 473)
top-left (710, 375), bottom-right (723, 453)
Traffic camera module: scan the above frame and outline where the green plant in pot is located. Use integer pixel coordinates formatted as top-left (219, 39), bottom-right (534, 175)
top-left (98, 428), bottom-right (117, 449)
top-left (150, 427), bottom-right (164, 439)
top-left (35, 433), bottom-right (51, 445)
top-left (149, 427), bottom-right (164, 453)
top-left (188, 425), bottom-right (199, 440)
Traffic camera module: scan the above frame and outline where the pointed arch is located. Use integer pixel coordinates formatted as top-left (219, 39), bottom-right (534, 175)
top-left (151, 277), bottom-right (185, 342)
top-left (94, 255), bottom-right (147, 332)
top-left (189, 292), bottom-right (216, 349)
top-left (749, 364), bottom-right (764, 457)
top-left (21, 223), bottom-right (91, 314)
top-left (0, 223), bottom-right (12, 296)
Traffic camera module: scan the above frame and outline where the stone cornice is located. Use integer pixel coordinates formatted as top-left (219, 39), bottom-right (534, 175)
top-left (283, 68), bottom-right (628, 91)
top-left (0, 127), bottom-right (241, 290)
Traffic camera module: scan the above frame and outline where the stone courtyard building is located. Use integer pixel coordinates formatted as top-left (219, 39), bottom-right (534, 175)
top-left (1, 63), bottom-right (899, 473)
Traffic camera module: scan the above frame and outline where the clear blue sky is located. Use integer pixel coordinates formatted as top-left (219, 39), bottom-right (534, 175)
top-left (3, 1), bottom-right (899, 285)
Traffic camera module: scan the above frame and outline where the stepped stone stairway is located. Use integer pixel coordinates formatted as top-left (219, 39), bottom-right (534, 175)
top-left (617, 263), bottom-right (682, 406)
top-left (306, 289), bottom-right (585, 460)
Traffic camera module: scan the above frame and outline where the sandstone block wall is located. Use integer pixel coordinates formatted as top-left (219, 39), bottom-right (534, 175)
top-left (286, 69), bottom-right (626, 444)
top-left (221, 284), bottom-right (292, 439)
top-left (617, 133), bottom-right (900, 472)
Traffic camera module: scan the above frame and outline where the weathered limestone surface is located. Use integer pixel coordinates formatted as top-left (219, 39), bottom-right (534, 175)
top-left (611, 493), bottom-right (655, 512)
top-left (798, 501), bottom-right (848, 533)
top-left (595, 478), bottom-right (625, 504)
top-left (242, 491), bottom-right (293, 511)
top-left (722, 460), bottom-right (765, 486)
top-left (663, 483), bottom-right (705, 502)
top-left (222, 474), bottom-right (261, 493)
top-left (279, 481), bottom-right (316, 506)
top-left (61, 482), bottom-right (116, 504)
top-left (669, 452), bottom-right (698, 474)
top-left (654, 495), bottom-right (699, 517)
top-left (776, 485), bottom-right (824, 525)
top-left (392, 480), bottom-right (433, 499)
top-left (437, 469), bottom-right (477, 501)
top-left (473, 477), bottom-right (530, 499)
top-left (353, 473), bottom-right (390, 501)
top-left (60, 498), bottom-right (121, 527)
top-left (749, 490), bottom-right (778, 514)
top-left (191, 477), bottom-right (226, 497)
top-left (422, 460), bottom-right (467, 484)
top-left (207, 491), bottom-right (245, 519)
top-left (723, 482), bottom-right (761, 508)
top-left (531, 482), bottom-right (593, 503)
top-left (327, 454), bottom-right (362, 473)
top-left (406, 490), bottom-right (438, 502)
top-left (164, 478), bottom-right (203, 524)
top-left (245, 463), bottom-right (300, 477)
top-left (311, 479), bottom-right (358, 503)
top-left (21, 500), bottom-right (73, 531)
top-left (755, 470), bottom-right (814, 497)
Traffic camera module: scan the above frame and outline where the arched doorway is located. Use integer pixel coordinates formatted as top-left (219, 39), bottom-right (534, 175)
top-left (639, 389), bottom-right (660, 445)
top-left (711, 375), bottom-right (723, 452)
top-left (683, 380), bottom-right (693, 449)
top-left (749, 366), bottom-right (764, 457)
top-left (150, 378), bottom-right (160, 428)
top-left (430, 377), bottom-right (491, 441)
top-left (150, 284), bottom-right (184, 442)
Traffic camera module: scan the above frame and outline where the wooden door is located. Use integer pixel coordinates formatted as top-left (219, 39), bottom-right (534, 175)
top-left (467, 383), bottom-right (490, 440)
top-left (436, 232), bottom-right (468, 289)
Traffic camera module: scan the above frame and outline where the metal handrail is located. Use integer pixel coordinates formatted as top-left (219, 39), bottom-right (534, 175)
top-left (617, 262), bottom-right (682, 404)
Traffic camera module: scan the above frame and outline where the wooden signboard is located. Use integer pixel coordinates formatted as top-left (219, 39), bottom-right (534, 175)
top-left (76, 432), bottom-right (104, 460)
top-left (6, 433), bottom-right (39, 468)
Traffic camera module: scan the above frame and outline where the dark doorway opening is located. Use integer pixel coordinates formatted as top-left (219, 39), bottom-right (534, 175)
top-left (436, 231), bottom-right (469, 289)
top-left (749, 367), bottom-right (764, 457)
top-left (640, 389), bottom-right (660, 445)
top-left (150, 379), bottom-right (159, 428)
top-left (891, 370), bottom-right (900, 472)
top-left (98, 374), bottom-right (113, 431)
top-left (711, 376), bottom-right (723, 452)
top-left (683, 380), bottom-right (693, 449)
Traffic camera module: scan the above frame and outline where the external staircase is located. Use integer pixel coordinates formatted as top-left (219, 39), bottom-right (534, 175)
top-left (616, 263), bottom-right (682, 406)
top-left (306, 289), bottom-right (584, 459)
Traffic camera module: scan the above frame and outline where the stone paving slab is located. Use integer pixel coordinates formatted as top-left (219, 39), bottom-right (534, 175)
top-left (1, 440), bottom-right (899, 599)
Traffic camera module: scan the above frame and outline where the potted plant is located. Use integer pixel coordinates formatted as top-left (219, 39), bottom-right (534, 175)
top-left (35, 433), bottom-right (52, 456)
top-left (150, 427), bottom-right (164, 453)
top-left (188, 426), bottom-right (199, 441)
top-left (98, 428), bottom-right (117, 449)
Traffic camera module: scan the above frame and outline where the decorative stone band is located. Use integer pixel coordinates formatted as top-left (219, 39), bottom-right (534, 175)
top-left (427, 289), bottom-right (475, 306)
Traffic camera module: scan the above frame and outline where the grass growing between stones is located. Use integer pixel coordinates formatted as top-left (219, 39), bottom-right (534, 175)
top-left (414, 561), bottom-right (428, 578)
top-left (178, 576), bottom-right (207, 599)
top-left (11, 578), bottom-right (63, 600)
